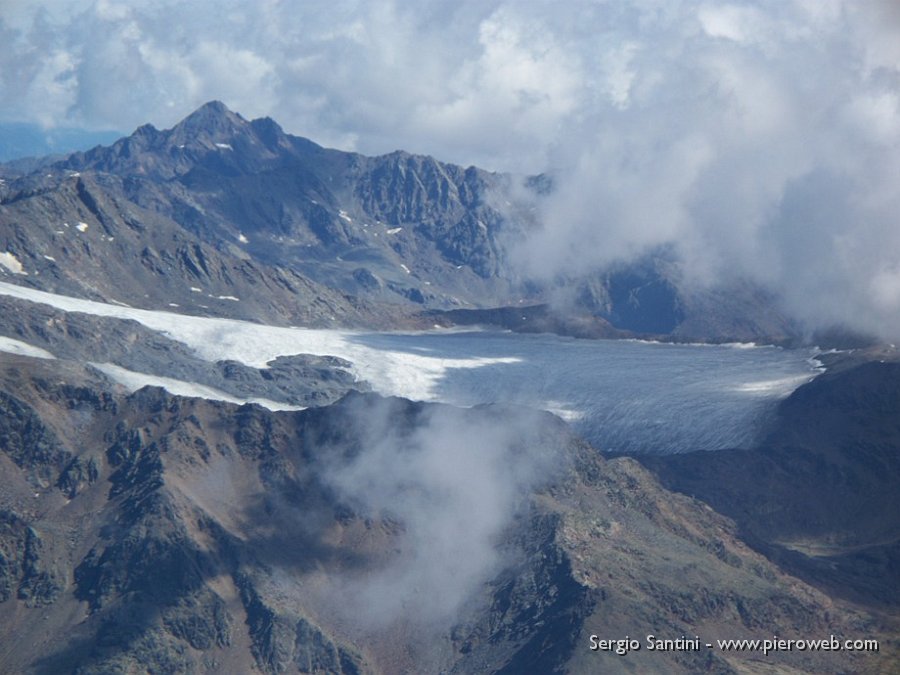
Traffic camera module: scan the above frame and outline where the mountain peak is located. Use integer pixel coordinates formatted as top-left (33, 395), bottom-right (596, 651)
top-left (168, 100), bottom-right (247, 142)
top-left (198, 100), bottom-right (230, 114)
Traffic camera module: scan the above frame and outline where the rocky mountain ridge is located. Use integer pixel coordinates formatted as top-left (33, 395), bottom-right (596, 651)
top-left (0, 101), bottom-right (803, 343)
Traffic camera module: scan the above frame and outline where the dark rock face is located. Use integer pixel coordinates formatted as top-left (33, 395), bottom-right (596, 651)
top-left (449, 515), bottom-right (598, 674)
top-left (238, 576), bottom-right (365, 675)
top-left (0, 390), bottom-right (71, 487)
top-left (0, 511), bottom-right (63, 607)
top-left (605, 269), bottom-right (684, 334)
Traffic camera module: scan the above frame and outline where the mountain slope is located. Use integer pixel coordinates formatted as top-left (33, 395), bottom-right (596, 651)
top-left (0, 354), bottom-right (891, 674)
top-left (640, 352), bottom-right (900, 614)
top-left (0, 166), bottom-right (411, 328)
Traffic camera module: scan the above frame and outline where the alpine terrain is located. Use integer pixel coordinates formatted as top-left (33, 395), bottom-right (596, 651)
top-left (0, 103), bottom-right (896, 674)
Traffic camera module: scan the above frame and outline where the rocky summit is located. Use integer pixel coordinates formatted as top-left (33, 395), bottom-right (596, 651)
top-left (0, 103), bottom-right (897, 673)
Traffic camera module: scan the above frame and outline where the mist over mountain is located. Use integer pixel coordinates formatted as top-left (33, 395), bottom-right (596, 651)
top-left (0, 352), bottom-right (895, 674)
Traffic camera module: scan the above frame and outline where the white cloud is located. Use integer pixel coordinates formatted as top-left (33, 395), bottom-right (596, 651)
top-left (319, 396), bottom-right (567, 628)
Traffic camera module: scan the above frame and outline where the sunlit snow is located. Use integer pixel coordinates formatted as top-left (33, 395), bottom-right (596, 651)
top-left (91, 362), bottom-right (303, 411)
top-left (0, 336), bottom-right (55, 360)
top-left (0, 252), bottom-right (26, 275)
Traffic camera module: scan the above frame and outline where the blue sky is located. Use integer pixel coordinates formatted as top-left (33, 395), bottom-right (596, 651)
top-left (2, 0), bottom-right (899, 336)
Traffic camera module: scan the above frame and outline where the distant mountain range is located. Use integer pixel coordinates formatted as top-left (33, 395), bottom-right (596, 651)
top-left (0, 122), bottom-right (122, 164)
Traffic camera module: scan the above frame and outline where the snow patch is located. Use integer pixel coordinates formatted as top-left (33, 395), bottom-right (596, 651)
top-left (215, 143), bottom-right (233, 150)
top-left (238, 233), bottom-right (248, 244)
top-left (76, 222), bottom-right (88, 232)
top-left (0, 281), bottom-right (522, 402)
top-left (190, 287), bottom-right (202, 293)
top-left (0, 336), bottom-right (55, 360)
top-left (212, 295), bottom-right (240, 301)
top-left (43, 255), bottom-right (56, 262)
top-left (90, 362), bottom-right (303, 412)
top-left (400, 264), bottom-right (411, 274)
top-left (0, 252), bottom-right (26, 275)
top-left (386, 227), bottom-right (403, 235)
top-left (338, 210), bottom-right (353, 223)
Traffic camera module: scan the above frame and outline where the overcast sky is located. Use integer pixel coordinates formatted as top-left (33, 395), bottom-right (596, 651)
top-left (2, 0), bottom-right (899, 336)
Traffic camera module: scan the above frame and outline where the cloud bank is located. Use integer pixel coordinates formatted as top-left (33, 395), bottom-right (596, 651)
top-left (2, 1), bottom-right (899, 336)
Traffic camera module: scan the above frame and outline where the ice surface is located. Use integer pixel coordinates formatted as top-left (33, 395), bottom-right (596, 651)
top-left (0, 281), bottom-right (821, 452)
top-left (0, 282), bottom-right (520, 402)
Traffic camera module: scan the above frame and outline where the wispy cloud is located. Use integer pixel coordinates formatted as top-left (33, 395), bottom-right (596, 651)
top-left (317, 395), bottom-right (568, 629)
